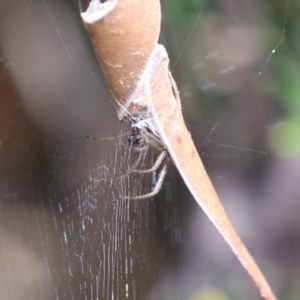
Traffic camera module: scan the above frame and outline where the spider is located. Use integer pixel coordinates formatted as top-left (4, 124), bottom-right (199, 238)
top-left (122, 125), bottom-right (169, 200)
top-left (87, 123), bottom-right (169, 200)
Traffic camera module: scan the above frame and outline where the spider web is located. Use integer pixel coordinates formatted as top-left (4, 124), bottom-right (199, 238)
top-left (0, 0), bottom-right (298, 300)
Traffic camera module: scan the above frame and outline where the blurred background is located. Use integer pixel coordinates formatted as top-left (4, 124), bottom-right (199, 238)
top-left (0, 0), bottom-right (299, 299)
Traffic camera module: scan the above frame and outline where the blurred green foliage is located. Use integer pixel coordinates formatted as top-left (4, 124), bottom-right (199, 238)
top-left (188, 288), bottom-right (230, 300)
top-left (161, 0), bottom-right (211, 26)
top-left (270, 56), bottom-right (300, 157)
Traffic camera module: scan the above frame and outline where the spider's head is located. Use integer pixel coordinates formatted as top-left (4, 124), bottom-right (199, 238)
top-left (127, 128), bottom-right (141, 145)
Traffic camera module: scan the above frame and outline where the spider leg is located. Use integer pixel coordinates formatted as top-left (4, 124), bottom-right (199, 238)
top-left (125, 159), bottom-right (168, 200)
top-left (131, 151), bottom-right (167, 174)
top-left (94, 148), bottom-right (147, 182)
top-left (96, 148), bottom-right (166, 183)
top-left (86, 132), bottom-right (127, 141)
top-left (132, 145), bottom-right (148, 152)
top-left (112, 148), bottom-right (147, 181)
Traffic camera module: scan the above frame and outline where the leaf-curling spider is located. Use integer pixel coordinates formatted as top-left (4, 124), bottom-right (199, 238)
top-left (123, 124), bottom-right (169, 200)
top-left (87, 119), bottom-right (169, 200)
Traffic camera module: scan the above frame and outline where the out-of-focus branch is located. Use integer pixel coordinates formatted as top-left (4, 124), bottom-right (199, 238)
top-left (81, 1), bottom-right (277, 299)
